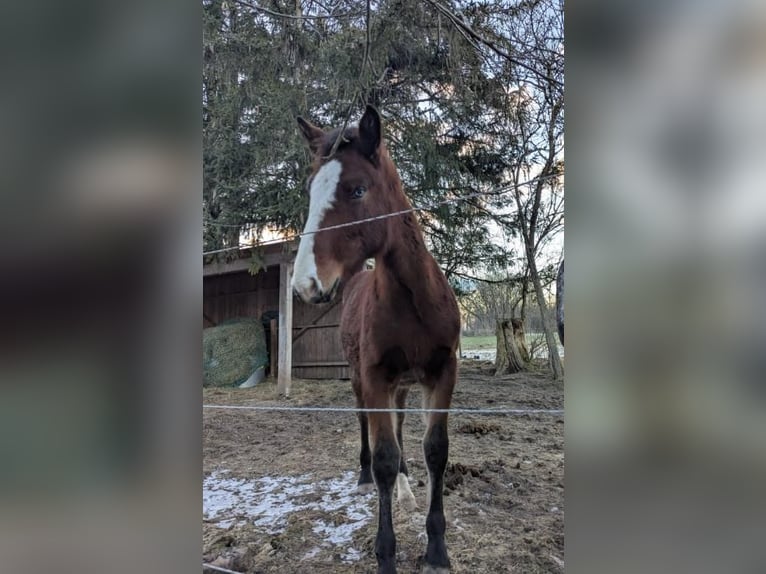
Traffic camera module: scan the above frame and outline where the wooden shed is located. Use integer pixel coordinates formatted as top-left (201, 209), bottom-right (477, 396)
top-left (203, 241), bottom-right (350, 392)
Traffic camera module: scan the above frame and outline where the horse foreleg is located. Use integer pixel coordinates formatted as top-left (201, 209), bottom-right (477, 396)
top-left (394, 386), bottom-right (416, 511)
top-left (367, 384), bottom-right (400, 574)
top-left (353, 369), bottom-right (374, 493)
top-left (356, 396), bottom-right (374, 493)
top-left (421, 357), bottom-right (456, 574)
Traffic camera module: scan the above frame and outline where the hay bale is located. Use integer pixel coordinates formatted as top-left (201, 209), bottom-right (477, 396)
top-left (203, 318), bottom-right (269, 387)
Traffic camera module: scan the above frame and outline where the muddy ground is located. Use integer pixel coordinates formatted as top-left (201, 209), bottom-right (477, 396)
top-left (203, 360), bottom-right (564, 573)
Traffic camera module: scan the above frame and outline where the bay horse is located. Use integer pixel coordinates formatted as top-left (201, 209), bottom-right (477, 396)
top-left (291, 106), bottom-right (460, 574)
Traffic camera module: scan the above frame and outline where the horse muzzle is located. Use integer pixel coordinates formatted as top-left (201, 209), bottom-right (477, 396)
top-left (292, 276), bottom-right (339, 304)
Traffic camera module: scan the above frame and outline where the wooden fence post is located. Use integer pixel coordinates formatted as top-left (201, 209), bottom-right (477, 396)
top-left (277, 262), bottom-right (293, 396)
top-left (269, 318), bottom-right (278, 379)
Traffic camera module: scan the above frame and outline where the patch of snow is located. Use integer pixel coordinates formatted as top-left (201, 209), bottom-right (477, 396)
top-left (302, 546), bottom-right (321, 560)
top-left (312, 517), bottom-right (367, 546)
top-left (204, 470), bottom-right (374, 560)
top-left (462, 343), bottom-right (565, 362)
top-left (461, 349), bottom-right (496, 361)
top-left (341, 547), bottom-right (363, 563)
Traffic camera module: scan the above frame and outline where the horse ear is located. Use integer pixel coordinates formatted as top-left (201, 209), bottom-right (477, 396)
top-left (358, 105), bottom-right (381, 159)
top-left (297, 116), bottom-right (324, 153)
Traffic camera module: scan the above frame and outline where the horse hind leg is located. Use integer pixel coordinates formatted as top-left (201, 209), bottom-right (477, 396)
top-left (394, 386), bottom-right (417, 511)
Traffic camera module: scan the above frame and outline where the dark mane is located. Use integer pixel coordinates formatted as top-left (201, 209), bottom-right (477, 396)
top-left (316, 127), bottom-right (356, 158)
top-left (318, 126), bottom-right (381, 161)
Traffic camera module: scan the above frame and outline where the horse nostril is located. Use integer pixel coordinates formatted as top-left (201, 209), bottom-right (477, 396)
top-left (308, 277), bottom-right (326, 300)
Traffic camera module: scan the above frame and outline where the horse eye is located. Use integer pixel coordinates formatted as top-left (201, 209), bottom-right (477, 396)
top-left (352, 186), bottom-right (366, 199)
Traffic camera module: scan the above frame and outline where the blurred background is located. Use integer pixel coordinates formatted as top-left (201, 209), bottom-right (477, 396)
top-left (0, 1), bottom-right (200, 573)
top-left (567, 0), bottom-right (766, 572)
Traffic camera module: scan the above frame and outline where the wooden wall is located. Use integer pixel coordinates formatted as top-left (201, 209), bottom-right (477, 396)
top-left (203, 265), bottom-right (350, 380)
top-left (203, 266), bottom-right (280, 327)
top-left (292, 299), bottom-right (349, 379)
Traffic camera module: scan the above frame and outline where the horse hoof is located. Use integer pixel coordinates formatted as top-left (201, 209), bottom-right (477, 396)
top-left (421, 551), bottom-right (450, 574)
top-left (357, 482), bottom-right (375, 494)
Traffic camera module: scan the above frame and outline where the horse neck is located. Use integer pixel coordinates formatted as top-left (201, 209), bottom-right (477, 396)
top-left (374, 186), bottom-right (440, 307)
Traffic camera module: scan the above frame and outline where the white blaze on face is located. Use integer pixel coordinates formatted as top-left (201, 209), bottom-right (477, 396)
top-left (291, 159), bottom-right (343, 300)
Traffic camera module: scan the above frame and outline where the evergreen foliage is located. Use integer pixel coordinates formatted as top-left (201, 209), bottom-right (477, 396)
top-left (203, 0), bottom-right (563, 294)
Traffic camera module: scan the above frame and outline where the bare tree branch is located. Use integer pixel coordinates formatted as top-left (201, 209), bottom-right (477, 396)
top-left (232, 0), bottom-right (363, 20)
top-left (423, 0), bottom-right (564, 88)
top-left (326, 0), bottom-right (371, 158)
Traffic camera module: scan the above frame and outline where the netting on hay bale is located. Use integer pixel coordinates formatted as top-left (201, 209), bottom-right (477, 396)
top-left (203, 318), bottom-right (269, 387)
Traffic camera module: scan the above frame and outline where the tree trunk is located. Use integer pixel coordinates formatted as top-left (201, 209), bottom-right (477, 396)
top-left (495, 318), bottom-right (527, 375)
top-left (527, 251), bottom-right (564, 379)
top-left (513, 166), bottom-right (564, 380)
top-left (513, 318), bottom-right (530, 363)
top-left (520, 269), bottom-right (529, 323)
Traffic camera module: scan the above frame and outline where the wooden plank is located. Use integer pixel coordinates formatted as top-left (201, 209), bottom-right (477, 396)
top-left (203, 311), bottom-right (217, 327)
top-left (269, 318), bottom-right (278, 378)
top-left (291, 298), bottom-right (341, 344)
top-left (292, 323), bottom-right (341, 330)
top-left (277, 262), bottom-right (293, 396)
top-left (293, 365), bottom-right (351, 380)
top-left (289, 296), bottom-right (348, 379)
top-left (203, 248), bottom-right (295, 277)
top-left (292, 361), bottom-right (350, 367)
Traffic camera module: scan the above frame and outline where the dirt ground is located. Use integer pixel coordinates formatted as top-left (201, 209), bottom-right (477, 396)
top-left (203, 360), bottom-right (564, 573)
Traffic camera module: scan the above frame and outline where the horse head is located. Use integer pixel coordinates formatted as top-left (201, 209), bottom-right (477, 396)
top-left (292, 105), bottom-right (397, 304)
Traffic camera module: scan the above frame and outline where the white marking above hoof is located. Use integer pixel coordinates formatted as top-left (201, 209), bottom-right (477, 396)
top-left (357, 482), bottom-right (375, 494)
top-left (397, 473), bottom-right (417, 511)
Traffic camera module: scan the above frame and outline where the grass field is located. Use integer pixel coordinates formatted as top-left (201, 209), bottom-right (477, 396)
top-left (462, 333), bottom-right (553, 351)
top-left (461, 335), bottom-right (497, 349)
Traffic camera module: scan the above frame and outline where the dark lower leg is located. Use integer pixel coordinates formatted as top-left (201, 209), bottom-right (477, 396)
top-left (357, 409), bottom-right (373, 487)
top-left (372, 424), bottom-right (400, 573)
top-left (424, 416), bottom-right (450, 569)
